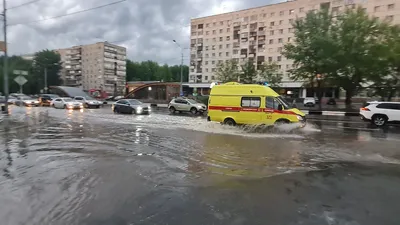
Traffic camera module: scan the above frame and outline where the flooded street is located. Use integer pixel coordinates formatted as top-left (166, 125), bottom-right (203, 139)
top-left (1, 106), bottom-right (400, 225)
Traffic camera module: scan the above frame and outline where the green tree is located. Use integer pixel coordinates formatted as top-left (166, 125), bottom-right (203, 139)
top-left (240, 60), bottom-right (257, 84)
top-left (31, 50), bottom-right (62, 93)
top-left (258, 62), bottom-right (283, 88)
top-left (283, 7), bottom-right (389, 105)
top-left (0, 56), bottom-right (33, 94)
top-left (214, 59), bottom-right (240, 82)
top-left (125, 60), bottom-right (189, 82)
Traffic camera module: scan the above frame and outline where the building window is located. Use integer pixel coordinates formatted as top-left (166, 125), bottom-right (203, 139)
top-left (205, 76), bottom-right (208, 80)
top-left (277, 47), bottom-right (282, 52)
top-left (205, 61), bottom-right (208, 65)
top-left (226, 44), bottom-right (230, 48)
top-left (213, 30), bottom-right (216, 34)
top-left (279, 29), bottom-right (283, 34)
top-left (268, 57), bottom-right (273, 62)
top-left (212, 61), bottom-right (215, 64)
top-left (206, 54), bottom-right (209, 58)
top-left (278, 65), bottom-right (282, 69)
top-left (288, 37), bottom-right (292, 42)
top-left (212, 68), bottom-right (216, 72)
top-left (270, 12), bottom-right (275, 17)
top-left (374, 6), bottom-right (380, 12)
top-left (388, 4), bottom-right (395, 10)
top-left (212, 53), bottom-right (216, 57)
top-left (270, 21), bottom-right (275, 26)
top-left (226, 52), bottom-right (229, 56)
top-left (212, 45), bottom-right (216, 50)
top-left (219, 37), bottom-right (223, 41)
top-left (206, 68), bottom-right (209, 72)
top-left (299, 7), bottom-right (304, 12)
top-left (289, 19), bottom-right (294, 24)
top-left (279, 20), bottom-right (283, 25)
top-left (227, 28), bottom-right (231, 32)
top-left (211, 76), bottom-right (215, 80)
top-left (206, 31), bottom-right (209, 35)
top-left (277, 56), bottom-right (282, 61)
top-left (205, 46), bottom-right (209, 51)
top-left (289, 28), bottom-right (294, 33)
top-left (270, 30), bottom-right (274, 35)
top-left (220, 29), bottom-right (223, 33)
top-left (233, 49), bottom-right (239, 54)
top-left (385, 15), bottom-right (394, 22)
top-left (280, 11), bottom-right (284, 16)
top-left (289, 9), bottom-right (294, 15)
top-left (212, 38), bottom-right (216, 42)
top-left (220, 21), bottom-right (224, 25)
top-left (191, 32), bottom-right (196, 36)
top-left (219, 45), bottom-right (223, 49)
top-left (269, 39), bottom-right (274, 44)
top-left (278, 38), bottom-right (283, 43)
top-left (213, 22), bottom-right (216, 26)
top-left (206, 23), bottom-right (210, 27)
top-left (226, 36), bottom-right (230, 41)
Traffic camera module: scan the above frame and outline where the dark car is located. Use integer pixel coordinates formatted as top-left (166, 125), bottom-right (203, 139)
top-left (112, 99), bottom-right (150, 115)
top-left (39, 94), bottom-right (60, 106)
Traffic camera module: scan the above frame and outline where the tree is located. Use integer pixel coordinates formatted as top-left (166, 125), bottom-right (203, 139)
top-left (126, 60), bottom-right (189, 82)
top-left (239, 60), bottom-right (258, 84)
top-left (214, 59), bottom-right (240, 82)
top-left (0, 56), bottom-right (33, 94)
top-left (31, 50), bottom-right (62, 93)
top-left (258, 62), bottom-right (283, 89)
top-left (283, 7), bottom-right (389, 106)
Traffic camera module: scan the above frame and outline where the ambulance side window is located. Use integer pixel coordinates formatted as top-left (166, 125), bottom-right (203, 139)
top-left (241, 97), bottom-right (260, 108)
top-left (266, 96), bottom-right (279, 110)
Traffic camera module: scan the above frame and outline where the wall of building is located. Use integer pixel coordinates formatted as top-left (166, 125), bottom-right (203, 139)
top-left (189, 0), bottom-right (400, 87)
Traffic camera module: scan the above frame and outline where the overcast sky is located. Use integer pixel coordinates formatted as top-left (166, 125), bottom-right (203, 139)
top-left (6, 0), bottom-right (281, 65)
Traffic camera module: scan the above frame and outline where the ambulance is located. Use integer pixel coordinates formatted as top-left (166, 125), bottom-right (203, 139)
top-left (207, 82), bottom-right (306, 126)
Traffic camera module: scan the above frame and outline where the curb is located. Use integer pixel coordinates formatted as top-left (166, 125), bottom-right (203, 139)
top-left (303, 110), bottom-right (359, 116)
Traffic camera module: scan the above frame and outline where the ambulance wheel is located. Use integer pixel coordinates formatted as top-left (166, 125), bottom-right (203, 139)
top-left (274, 119), bottom-right (290, 126)
top-left (223, 118), bottom-right (236, 126)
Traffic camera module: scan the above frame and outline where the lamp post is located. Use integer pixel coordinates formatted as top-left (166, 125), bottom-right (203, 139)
top-left (173, 40), bottom-right (184, 96)
top-left (316, 73), bottom-right (323, 110)
top-left (114, 77), bottom-right (117, 98)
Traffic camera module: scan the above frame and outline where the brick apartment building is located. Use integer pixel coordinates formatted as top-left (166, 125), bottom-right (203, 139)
top-left (56, 42), bottom-right (127, 95)
top-left (189, 0), bottom-right (399, 97)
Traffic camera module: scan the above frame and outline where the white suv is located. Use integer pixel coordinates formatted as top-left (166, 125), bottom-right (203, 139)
top-left (360, 101), bottom-right (400, 127)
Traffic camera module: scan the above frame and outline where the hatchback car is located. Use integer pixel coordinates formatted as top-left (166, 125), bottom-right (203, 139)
top-left (51, 98), bottom-right (84, 109)
top-left (39, 94), bottom-right (60, 106)
top-left (303, 97), bottom-right (316, 107)
top-left (168, 97), bottom-right (207, 115)
top-left (112, 99), bottom-right (150, 115)
top-left (360, 101), bottom-right (400, 127)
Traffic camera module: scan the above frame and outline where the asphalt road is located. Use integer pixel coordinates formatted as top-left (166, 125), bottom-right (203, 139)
top-left (1, 106), bottom-right (400, 225)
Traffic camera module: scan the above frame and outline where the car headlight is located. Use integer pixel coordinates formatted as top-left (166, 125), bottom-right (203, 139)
top-left (79, 103), bottom-right (83, 106)
top-left (136, 106), bottom-right (142, 110)
top-left (296, 115), bottom-right (303, 121)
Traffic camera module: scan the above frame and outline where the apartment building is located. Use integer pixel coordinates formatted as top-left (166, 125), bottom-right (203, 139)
top-left (189, 0), bottom-right (400, 91)
top-left (56, 42), bottom-right (127, 95)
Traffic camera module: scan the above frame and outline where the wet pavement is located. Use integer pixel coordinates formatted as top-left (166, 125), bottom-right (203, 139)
top-left (1, 106), bottom-right (400, 225)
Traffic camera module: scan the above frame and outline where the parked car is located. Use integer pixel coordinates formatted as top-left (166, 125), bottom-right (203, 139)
top-left (168, 97), bottom-right (207, 115)
top-left (112, 99), bottom-right (150, 115)
top-left (51, 98), bottom-right (84, 109)
top-left (303, 97), bottom-right (316, 107)
top-left (73, 96), bottom-right (103, 108)
top-left (8, 96), bottom-right (17, 105)
top-left (15, 96), bottom-right (40, 107)
top-left (39, 94), bottom-right (60, 106)
top-left (360, 101), bottom-right (400, 127)
top-left (327, 98), bottom-right (337, 105)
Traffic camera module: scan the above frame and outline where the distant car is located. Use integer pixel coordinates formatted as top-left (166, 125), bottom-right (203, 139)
top-left (168, 97), bottom-right (207, 115)
top-left (51, 98), bottom-right (84, 109)
top-left (303, 97), bottom-right (316, 107)
top-left (327, 98), bottom-right (336, 105)
top-left (112, 99), bottom-right (150, 115)
top-left (39, 94), bottom-right (60, 106)
top-left (7, 96), bottom-right (17, 105)
top-left (360, 101), bottom-right (400, 127)
top-left (73, 96), bottom-right (102, 108)
top-left (15, 96), bottom-right (40, 107)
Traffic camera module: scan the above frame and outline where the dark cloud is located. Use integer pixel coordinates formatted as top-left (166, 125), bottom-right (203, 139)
top-left (7, 0), bottom-right (279, 65)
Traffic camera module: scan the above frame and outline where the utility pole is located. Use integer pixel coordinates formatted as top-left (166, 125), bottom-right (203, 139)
top-left (2, 0), bottom-right (9, 114)
top-left (180, 51), bottom-right (183, 96)
top-left (44, 67), bottom-right (48, 94)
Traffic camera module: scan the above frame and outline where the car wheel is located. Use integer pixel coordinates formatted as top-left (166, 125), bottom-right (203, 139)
top-left (63, 104), bottom-right (66, 109)
top-left (169, 107), bottom-right (176, 114)
top-left (114, 107), bottom-right (119, 113)
top-left (190, 107), bottom-right (198, 115)
top-left (372, 115), bottom-right (387, 127)
top-left (96, 105), bottom-right (100, 109)
top-left (223, 118), bottom-right (236, 126)
top-left (131, 109), bottom-right (136, 114)
top-left (275, 119), bottom-right (290, 126)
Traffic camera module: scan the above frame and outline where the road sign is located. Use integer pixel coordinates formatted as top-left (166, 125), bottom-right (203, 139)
top-left (13, 70), bottom-right (28, 75)
top-left (14, 75), bottom-right (27, 86)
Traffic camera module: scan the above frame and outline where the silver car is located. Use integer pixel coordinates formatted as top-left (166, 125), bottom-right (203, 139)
top-left (168, 97), bottom-right (207, 115)
top-left (73, 96), bottom-right (102, 108)
top-left (112, 99), bottom-right (150, 115)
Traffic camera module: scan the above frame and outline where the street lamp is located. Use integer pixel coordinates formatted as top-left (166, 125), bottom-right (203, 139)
top-left (114, 77), bottom-right (118, 98)
top-left (173, 40), bottom-right (184, 96)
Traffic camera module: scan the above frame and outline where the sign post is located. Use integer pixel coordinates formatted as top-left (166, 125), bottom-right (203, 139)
top-left (13, 70), bottom-right (28, 94)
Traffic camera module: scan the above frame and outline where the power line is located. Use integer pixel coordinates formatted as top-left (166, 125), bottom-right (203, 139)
top-left (8, 0), bottom-right (127, 26)
top-left (8, 0), bottom-right (41, 10)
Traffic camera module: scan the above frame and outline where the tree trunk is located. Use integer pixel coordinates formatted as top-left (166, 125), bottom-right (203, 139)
top-left (345, 89), bottom-right (353, 107)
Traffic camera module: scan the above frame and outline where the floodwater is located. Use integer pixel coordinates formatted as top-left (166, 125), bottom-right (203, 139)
top-left (1, 106), bottom-right (400, 225)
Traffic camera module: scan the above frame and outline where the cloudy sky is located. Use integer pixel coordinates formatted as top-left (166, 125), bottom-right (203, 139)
top-left (6, 0), bottom-right (282, 65)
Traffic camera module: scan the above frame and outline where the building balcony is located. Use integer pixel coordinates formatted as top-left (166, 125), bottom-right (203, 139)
top-left (196, 57), bottom-right (202, 61)
top-left (240, 54), bottom-right (247, 58)
top-left (241, 29), bottom-right (249, 33)
top-left (232, 54), bottom-right (240, 58)
top-left (258, 30), bottom-right (266, 36)
top-left (197, 43), bottom-right (203, 47)
top-left (104, 47), bottom-right (117, 53)
top-left (258, 40), bottom-right (266, 45)
top-left (249, 53), bottom-right (256, 58)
